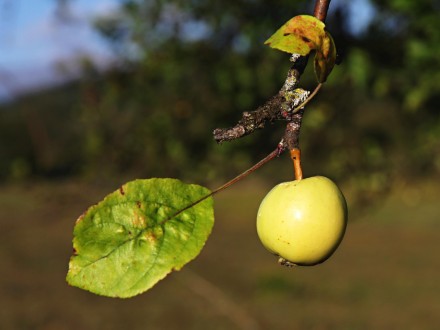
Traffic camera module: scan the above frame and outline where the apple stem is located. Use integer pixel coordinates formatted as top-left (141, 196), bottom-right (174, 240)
top-left (290, 148), bottom-right (303, 180)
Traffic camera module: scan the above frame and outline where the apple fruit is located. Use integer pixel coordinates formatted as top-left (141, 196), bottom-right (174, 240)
top-left (256, 176), bottom-right (347, 266)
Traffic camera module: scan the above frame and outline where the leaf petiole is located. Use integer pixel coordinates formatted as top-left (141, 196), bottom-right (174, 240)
top-left (168, 144), bottom-right (287, 221)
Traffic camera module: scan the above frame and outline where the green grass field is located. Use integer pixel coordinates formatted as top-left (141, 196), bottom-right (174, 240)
top-left (0, 178), bottom-right (438, 329)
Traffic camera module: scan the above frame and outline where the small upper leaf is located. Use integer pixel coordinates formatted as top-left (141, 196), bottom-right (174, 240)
top-left (265, 15), bottom-right (337, 82)
top-left (265, 15), bottom-right (326, 55)
top-left (66, 178), bottom-right (214, 298)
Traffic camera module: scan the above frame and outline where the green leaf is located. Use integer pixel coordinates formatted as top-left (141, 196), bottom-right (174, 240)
top-left (265, 15), bottom-right (337, 82)
top-left (264, 15), bottom-right (326, 55)
top-left (66, 178), bottom-right (214, 298)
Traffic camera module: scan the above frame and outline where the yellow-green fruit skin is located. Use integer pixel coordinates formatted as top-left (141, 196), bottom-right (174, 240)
top-left (257, 176), bottom-right (347, 266)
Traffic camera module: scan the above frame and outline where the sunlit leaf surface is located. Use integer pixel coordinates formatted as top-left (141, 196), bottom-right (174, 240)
top-left (67, 178), bottom-right (214, 298)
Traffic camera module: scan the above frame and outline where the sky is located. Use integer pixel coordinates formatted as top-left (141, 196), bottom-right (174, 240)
top-left (0, 0), bottom-right (119, 101)
top-left (0, 0), bottom-right (374, 102)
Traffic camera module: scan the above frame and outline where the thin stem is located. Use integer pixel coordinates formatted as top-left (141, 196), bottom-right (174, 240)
top-left (210, 147), bottom-right (283, 196)
top-left (165, 144), bottom-right (286, 222)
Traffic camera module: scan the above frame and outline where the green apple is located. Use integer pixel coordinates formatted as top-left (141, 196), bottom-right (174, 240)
top-left (256, 176), bottom-right (347, 266)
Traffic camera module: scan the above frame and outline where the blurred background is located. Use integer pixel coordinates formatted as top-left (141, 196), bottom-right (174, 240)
top-left (0, 0), bottom-right (439, 329)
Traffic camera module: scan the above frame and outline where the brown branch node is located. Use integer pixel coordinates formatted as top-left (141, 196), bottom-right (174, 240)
top-left (213, 57), bottom-right (309, 144)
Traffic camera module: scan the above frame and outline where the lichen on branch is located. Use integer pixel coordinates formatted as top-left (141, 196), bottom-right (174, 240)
top-left (213, 56), bottom-right (310, 145)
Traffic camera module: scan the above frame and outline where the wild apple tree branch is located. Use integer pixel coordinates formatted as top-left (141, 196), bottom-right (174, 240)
top-left (213, 56), bottom-right (309, 145)
top-left (213, 0), bottom-right (331, 153)
top-left (314, 0), bottom-right (331, 21)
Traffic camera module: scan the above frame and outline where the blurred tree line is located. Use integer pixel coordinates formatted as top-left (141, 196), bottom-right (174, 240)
top-left (0, 0), bottom-right (439, 206)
